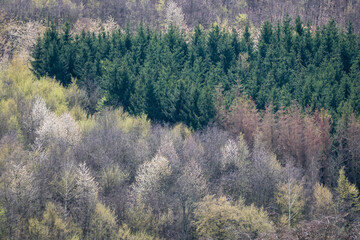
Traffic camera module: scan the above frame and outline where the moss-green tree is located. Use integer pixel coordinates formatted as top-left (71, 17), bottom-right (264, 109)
top-left (337, 167), bottom-right (360, 222)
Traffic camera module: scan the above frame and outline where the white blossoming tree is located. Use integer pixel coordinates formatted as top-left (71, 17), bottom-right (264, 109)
top-left (165, 0), bottom-right (187, 31)
top-left (33, 96), bottom-right (80, 149)
top-left (132, 154), bottom-right (172, 202)
top-left (73, 162), bottom-right (98, 237)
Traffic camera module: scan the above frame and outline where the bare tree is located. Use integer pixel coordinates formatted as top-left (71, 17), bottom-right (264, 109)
top-left (248, 132), bottom-right (282, 208)
top-left (72, 162), bottom-right (98, 237)
top-left (177, 160), bottom-right (207, 240)
top-left (2, 163), bottom-right (39, 239)
top-left (158, 133), bottom-right (180, 170)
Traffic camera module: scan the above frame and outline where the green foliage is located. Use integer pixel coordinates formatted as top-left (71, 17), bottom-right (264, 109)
top-left (30, 18), bottom-right (360, 129)
top-left (100, 166), bottom-right (129, 196)
top-left (2, 16), bottom-right (360, 239)
top-left (314, 182), bottom-right (335, 217)
top-left (28, 202), bottom-right (80, 240)
top-left (236, 198), bottom-right (275, 235)
top-left (276, 177), bottom-right (305, 227)
top-left (194, 195), bottom-right (241, 239)
top-left (0, 204), bottom-right (5, 239)
top-left (124, 199), bottom-right (174, 238)
top-left (88, 203), bottom-right (117, 240)
top-left (194, 195), bottom-right (274, 239)
top-left (337, 167), bottom-right (360, 220)
top-left (31, 23), bottom-right (73, 86)
top-left (125, 201), bottom-right (154, 234)
top-left (118, 224), bottom-right (158, 240)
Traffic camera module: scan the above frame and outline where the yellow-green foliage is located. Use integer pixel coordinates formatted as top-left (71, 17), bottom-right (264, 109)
top-left (314, 182), bottom-right (334, 216)
top-left (126, 201), bottom-right (154, 234)
top-left (194, 195), bottom-right (274, 239)
top-left (28, 202), bottom-right (81, 240)
top-left (0, 205), bottom-right (4, 221)
top-left (276, 181), bottom-right (305, 227)
top-left (33, 0), bottom-right (48, 8)
top-left (156, 0), bottom-right (166, 12)
top-left (5, 58), bottom-right (68, 114)
top-left (221, 6), bottom-right (229, 17)
top-left (270, 154), bottom-right (282, 172)
top-left (171, 123), bottom-right (192, 139)
top-left (34, 78), bottom-right (68, 114)
top-left (33, 0), bottom-right (75, 9)
top-left (0, 57), bottom-right (91, 138)
top-left (0, 98), bottom-right (21, 135)
top-left (100, 166), bottom-right (129, 195)
top-left (113, 108), bottom-right (151, 137)
top-left (0, 57), bottom-right (154, 139)
top-left (236, 13), bottom-right (248, 28)
top-left (0, 204), bottom-right (5, 239)
top-left (78, 115), bottom-right (96, 133)
top-left (214, 16), bottom-right (228, 30)
top-left (337, 167), bottom-right (360, 211)
top-left (153, 208), bottom-right (174, 237)
top-left (238, 133), bottom-right (249, 162)
top-left (118, 224), bottom-right (159, 240)
top-left (88, 203), bottom-right (117, 240)
top-left (236, 0), bottom-right (247, 8)
top-left (237, 198), bottom-right (274, 235)
top-left (125, 200), bottom-right (173, 238)
top-left (70, 105), bottom-right (88, 122)
top-left (29, 218), bottom-right (49, 240)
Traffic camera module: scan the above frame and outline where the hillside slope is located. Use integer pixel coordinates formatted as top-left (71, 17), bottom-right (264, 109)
top-left (1, 0), bottom-right (360, 31)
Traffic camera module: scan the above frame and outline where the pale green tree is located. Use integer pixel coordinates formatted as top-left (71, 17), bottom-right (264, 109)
top-left (337, 167), bottom-right (360, 222)
top-left (314, 182), bottom-right (335, 217)
top-left (88, 203), bottom-right (117, 240)
top-left (194, 195), bottom-right (274, 239)
top-left (28, 202), bottom-right (80, 240)
top-left (276, 164), bottom-right (305, 228)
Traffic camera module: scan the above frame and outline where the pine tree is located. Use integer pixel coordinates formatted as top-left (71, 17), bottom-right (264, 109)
top-left (258, 21), bottom-right (273, 58)
top-left (129, 72), bottom-right (148, 115)
top-left (31, 36), bottom-right (45, 78)
top-left (59, 21), bottom-right (74, 86)
top-left (101, 59), bottom-right (132, 109)
top-left (191, 24), bottom-right (206, 60)
top-left (240, 25), bottom-right (254, 58)
top-left (349, 56), bottom-right (360, 115)
top-left (294, 16), bottom-right (303, 36)
top-left (231, 27), bottom-right (241, 60)
top-left (207, 24), bottom-right (221, 65)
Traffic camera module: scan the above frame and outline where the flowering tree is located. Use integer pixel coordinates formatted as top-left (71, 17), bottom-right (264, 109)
top-left (132, 154), bottom-right (172, 201)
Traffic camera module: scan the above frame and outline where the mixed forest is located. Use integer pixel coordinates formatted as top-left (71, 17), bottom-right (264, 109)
top-left (1, 1), bottom-right (360, 240)
top-left (1, 0), bottom-right (360, 31)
